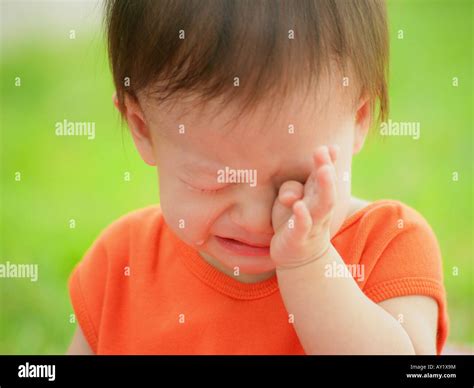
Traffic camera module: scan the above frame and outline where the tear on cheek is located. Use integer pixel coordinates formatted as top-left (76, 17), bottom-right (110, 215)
top-left (195, 240), bottom-right (205, 246)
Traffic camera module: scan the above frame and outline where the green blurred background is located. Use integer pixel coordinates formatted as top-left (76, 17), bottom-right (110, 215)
top-left (1, 0), bottom-right (472, 354)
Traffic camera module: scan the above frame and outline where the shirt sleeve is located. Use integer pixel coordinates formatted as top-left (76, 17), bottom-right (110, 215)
top-left (361, 206), bottom-right (448, 354)
top-left (68, 206), bottom-right (161, 354)
top-left (69, 236), bottom-right (109, 354)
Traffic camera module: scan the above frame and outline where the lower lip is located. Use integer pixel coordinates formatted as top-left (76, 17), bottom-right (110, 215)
top-left (215, 236), bottom-right (270, 257)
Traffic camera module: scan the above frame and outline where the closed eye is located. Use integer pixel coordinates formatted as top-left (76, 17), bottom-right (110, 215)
top-left (179, 178), bottom-right (227, 194)
top-left (189, 185), bottom-right (220, 194)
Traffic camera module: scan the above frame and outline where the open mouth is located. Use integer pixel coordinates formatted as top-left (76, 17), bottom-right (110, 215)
top-left (215, 236), bottom-right (271, 257)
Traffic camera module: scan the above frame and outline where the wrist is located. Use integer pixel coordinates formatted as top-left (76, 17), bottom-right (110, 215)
top-left (275, 242), bottom-right (332, 271)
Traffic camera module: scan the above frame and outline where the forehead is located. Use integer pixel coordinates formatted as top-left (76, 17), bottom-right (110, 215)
top-left (142, 78), bottom-right (353, 174)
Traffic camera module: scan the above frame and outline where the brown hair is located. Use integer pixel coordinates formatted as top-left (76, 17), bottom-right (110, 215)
top-left (105, 0), bottom-right (388, 124)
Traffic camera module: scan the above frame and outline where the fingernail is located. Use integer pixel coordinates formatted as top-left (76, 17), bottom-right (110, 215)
top-left (281, 191), bottom-right (295, 200)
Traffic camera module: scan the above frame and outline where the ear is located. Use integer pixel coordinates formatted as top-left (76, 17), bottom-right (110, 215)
top-left (113, 92), bottom-right (156, 166)
top-left (353, 95), bottom-right (372, 155)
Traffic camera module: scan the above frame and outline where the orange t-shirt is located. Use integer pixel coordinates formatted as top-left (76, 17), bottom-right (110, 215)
top-left (69, 200), bottom-right (448, 354)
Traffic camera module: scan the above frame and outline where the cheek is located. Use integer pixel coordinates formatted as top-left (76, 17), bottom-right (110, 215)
top-left (158, 181), bottom-right (225, 245)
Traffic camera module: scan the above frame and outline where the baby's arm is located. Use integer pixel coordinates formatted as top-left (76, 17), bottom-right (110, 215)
top-left (66, 326), bottom-right (94, 355)
top-left (271, 146), bottom-right (437, 354)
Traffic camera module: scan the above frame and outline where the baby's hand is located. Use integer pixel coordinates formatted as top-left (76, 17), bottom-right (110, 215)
top-left (270, 145), bottom-right (339, 270)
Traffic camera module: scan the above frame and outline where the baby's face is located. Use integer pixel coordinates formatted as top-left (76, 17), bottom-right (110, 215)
top-left (129, 77), bottom-right (369, 281)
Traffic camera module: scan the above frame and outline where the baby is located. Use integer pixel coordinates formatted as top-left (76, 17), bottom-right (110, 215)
top-left (67, 0), bottom-right (448, 355)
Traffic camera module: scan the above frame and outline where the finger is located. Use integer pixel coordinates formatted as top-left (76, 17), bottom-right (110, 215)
top-left (291, 200), bottom-right (313, 240)
top-left (304, 145), bottom-right (329, 204)
top-left (328, 144), bottom-right (340, 164)
top-left (303, 146), bottom-right (329, 199)
top-left (313, 145), bottom-right (331, 171)
top-left (303, 163), bottom-right (335, 220)
top-left (278, 180), bottom-right (304, 207)
top-left (272, 198), bottom-right (293, 231)
top-left (313, 164), bottom-right (336, 221)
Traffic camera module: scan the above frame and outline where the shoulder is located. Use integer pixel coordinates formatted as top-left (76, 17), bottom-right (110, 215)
top-left (70, 204), bottom-right (166, 295)
top-left (334, 199), bottom-right (441, 269)
top-left (339, 199), bottom-right (436, 240)
top-left (96, 205), bottom-right (165, 253)
top-left (337, 199), bottom-right (443, 285)
top-left (100, 205), bottom-right (163, 239)
top-left (342, 200), bottom-right (447, 354)
top-left (68, 205), bottom-right (166, 352)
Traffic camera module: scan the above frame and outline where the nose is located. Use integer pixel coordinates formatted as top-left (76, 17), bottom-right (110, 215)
top-left (228, 184), bottom-right (276, 237)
